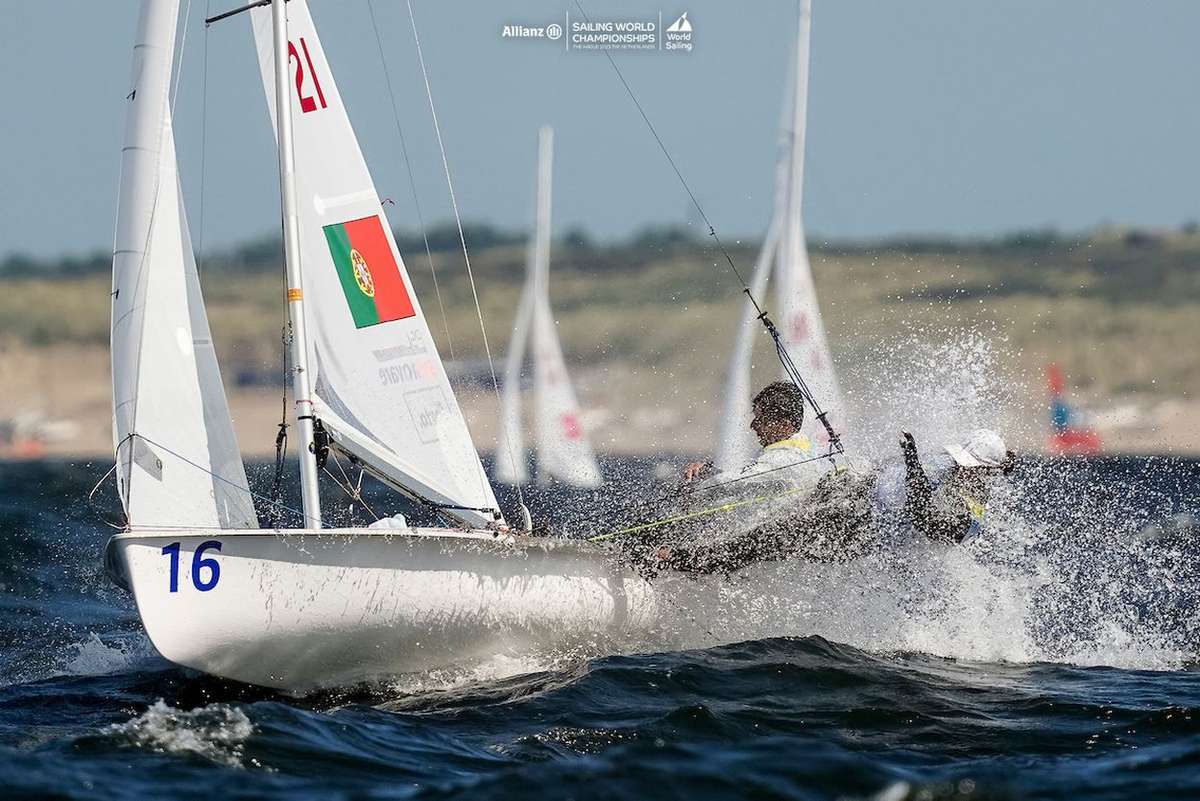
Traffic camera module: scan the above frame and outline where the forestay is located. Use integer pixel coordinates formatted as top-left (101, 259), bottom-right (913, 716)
top-left (714, 0), bottom-right (843, 472)
top-left (111, 0), bottom-right (257, 530)
top-left (249, 1), bottom-right (500, 526)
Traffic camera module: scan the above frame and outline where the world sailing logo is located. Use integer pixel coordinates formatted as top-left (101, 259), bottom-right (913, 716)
top-left (666, 13), bottom-right (691, 33)
top-left (665, 12), bottom-right (693, 51)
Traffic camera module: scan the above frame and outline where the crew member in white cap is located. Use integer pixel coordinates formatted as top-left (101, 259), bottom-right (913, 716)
top-left (900, 428), bottom-right (1015, 543)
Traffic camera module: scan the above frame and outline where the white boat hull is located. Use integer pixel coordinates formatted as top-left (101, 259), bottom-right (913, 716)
top-left (105, 528), bottom-right (661, 692)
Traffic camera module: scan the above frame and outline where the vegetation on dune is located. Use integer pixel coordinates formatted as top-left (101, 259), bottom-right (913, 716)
top-left (1, 225), bottom-right (1197, 402)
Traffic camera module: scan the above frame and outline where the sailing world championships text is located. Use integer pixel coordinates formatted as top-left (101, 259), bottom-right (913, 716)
top-left (571, 20), bottom-right (657, 49)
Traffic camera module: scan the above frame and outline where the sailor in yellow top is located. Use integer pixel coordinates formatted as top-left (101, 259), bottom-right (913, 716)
top-left (681, 381), bottom-right (829, 496)
top-left (635, 381), bottom-right (851, 574)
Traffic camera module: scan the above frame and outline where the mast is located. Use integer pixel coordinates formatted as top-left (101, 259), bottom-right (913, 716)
top-left (532, 127), bottom-right (553, 310)
top-left (271, 0), bottom-right (322, 526)
top-left (787, 0), bottom-right (811, 222)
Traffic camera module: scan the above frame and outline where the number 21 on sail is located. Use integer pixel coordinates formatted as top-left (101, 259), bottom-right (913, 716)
top-left (289, 37), bottom-right (326, 113)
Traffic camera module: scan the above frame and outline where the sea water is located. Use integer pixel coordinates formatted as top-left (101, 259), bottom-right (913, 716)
top-left (0, 455), bottom-right (1198, 800)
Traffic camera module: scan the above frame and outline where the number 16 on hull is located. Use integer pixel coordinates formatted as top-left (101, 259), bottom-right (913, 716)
top-left (160, 540), bottom-right (222, 593)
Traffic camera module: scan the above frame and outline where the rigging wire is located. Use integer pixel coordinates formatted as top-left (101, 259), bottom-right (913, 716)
top-left (367, 0), bottom-right (456, 361)
top-left (587, 476), bottom-right (816, 543)
top-left (87, 464), bottom-right (126, 530)
top-left (569, 0), bottom-right (844, 454)
top-left (573, 450), bottom-right (839, 541)
top-left (324, 450), bottom-right (381, 522)
top-left (569, 1), bottom-right (752, 300)
top-left (403, 0), bottom-right (527, 518)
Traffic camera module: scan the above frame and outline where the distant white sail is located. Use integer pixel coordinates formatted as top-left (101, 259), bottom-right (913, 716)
top-left (714, 0), bottom-right (842, 468)
top-left (111, 0), bottom-right (256, 530)
top-left (249, 1), bottom-right (500, 525)
top-left (775, 0), bottom-right (842, 447)
top-left (494, 245), bottom-right (534, 484)
top-left (497, 127), bottom-right (602, 488)
top-left (713, 206), bottom-right (779, 473)
top-left (531, 291), bottom-right (603, 488)
top-left (529, 128), bottom-right (601, 488)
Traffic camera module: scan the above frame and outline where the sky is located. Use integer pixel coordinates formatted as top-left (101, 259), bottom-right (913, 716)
top-left (4, 0), bottom-right (1200, 259)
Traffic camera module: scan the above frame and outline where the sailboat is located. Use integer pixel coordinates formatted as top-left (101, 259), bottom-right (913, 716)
top-left (104, 0), bottom-right (658, 692)
top-left (713, 0), bottom-right (844, 473)
top-left (494, 127), bottom-right (604, 489)
top-left (1046, 363), bottom-right (1102, 455)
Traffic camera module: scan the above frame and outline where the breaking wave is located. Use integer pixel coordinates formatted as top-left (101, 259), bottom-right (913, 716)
top-left (102, 702), bottom-right (257, 768)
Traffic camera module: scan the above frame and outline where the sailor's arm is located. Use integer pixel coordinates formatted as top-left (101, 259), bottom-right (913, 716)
top-left (901, 432), bottom-right (932, 526)
top-left (901, 432), bottom-right (968, 543)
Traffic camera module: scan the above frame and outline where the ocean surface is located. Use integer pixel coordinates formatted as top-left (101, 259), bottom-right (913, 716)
top-left (1, 456), bottom-right (1198, 800)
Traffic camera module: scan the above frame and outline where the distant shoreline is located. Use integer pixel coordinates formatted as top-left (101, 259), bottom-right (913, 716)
top-left (3, 230), bottom-right (1197, 458)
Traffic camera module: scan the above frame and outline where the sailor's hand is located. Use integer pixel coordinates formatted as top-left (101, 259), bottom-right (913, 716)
top-left (681, 461), bottom-right (713, 483)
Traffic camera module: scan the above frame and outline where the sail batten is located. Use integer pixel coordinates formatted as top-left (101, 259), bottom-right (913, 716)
top-left (249, 0), bottom-right (500, 526)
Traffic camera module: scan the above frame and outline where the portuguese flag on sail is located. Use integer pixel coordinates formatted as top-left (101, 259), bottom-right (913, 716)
top-left (322, 216), bottom-right (415, 328)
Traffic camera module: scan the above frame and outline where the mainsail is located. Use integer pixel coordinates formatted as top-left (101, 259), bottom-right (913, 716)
top-left (714, 0), bottom-right (843, 472)
top-left (249, 1), bottom-right (500, 525)
top-left (111, 0), bottom-right (257, 530)
top-left (496, 128), bottom-right (602, 488)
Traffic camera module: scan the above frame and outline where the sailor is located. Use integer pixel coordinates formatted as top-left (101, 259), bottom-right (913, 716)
top-left (894, 428), bottom-right (1016, 544)
top-left (634, 381), bottom-right (844, 575)
top-left (680, 381), bottom-right (827, 493)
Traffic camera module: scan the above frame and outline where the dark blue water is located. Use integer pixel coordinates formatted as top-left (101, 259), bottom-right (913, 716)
top-left (1, 457), bottom-right (1198, 800)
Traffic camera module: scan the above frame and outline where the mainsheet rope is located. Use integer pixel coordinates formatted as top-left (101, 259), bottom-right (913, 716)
top-left (581, 450), bottom-right (839, 542)
top-left (587, 481), bottom-right (813, 543)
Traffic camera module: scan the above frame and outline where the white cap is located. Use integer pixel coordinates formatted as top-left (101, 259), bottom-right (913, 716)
top-left (944, 429), bottom-right (1007, 468)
